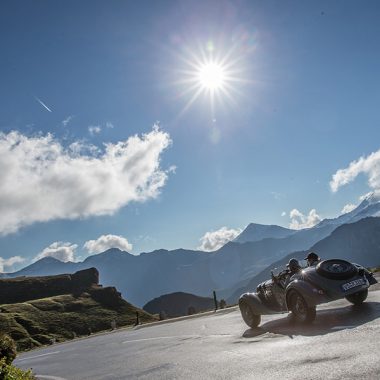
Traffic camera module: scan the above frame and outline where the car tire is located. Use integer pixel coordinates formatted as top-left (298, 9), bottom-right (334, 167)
top-left (316, 259), bottom-right (358, 280)
top-left (239, 300), bottom-right (261, 328)
top-left (345, 289), bottom-right (368, 305)
top-left (289, 291), bottom-right (316, 324)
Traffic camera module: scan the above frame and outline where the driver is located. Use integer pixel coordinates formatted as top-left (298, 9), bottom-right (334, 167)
top-left (276, 258), bottom-right (301, 288)
top-left (287, 258), bottom-right (301, 275)
top-left (304, 252), bottom-right (320, 267)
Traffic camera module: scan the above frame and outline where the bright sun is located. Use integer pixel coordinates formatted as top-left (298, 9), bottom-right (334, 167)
top-left (173, 40), bottom-right (248, 116)
top-left (198, 62), bottom-right (226, 90)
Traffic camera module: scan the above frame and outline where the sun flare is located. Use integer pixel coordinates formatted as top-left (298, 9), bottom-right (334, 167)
top-left (173, 38), bottom-right (252, 117)
top-left (198, 62), bottom-right (226, 90)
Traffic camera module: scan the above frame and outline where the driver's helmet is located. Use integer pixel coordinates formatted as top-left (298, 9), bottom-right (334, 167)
top-left (287, 258), bottom-right (301, 272)
top-left (304, 252), bottom-right (320, 266)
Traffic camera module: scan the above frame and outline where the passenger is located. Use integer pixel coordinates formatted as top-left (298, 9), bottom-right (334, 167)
top-left (304, 252), bottom-right (321, 267)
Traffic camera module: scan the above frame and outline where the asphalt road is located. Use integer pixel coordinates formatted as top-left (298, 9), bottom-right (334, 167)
top-left (16, 289), bottom-right (380, 380)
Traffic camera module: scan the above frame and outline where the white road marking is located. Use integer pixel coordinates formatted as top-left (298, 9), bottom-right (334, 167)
top-left (36, 376), bottom-right (68, 380)
top-left (122, 335), bottom-right (198, 343)
top-left (17, 351), bottom-right (61, 362)
top-left (122, 334), bottom-right (233, 344)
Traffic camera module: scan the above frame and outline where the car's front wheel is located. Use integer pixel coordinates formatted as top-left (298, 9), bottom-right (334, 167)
top-left (239, 300), bottom-right (261, 328)
top-left (345, 289), bottom-right (368, 305)
top-left (289, 291), bottom-right (316, 324)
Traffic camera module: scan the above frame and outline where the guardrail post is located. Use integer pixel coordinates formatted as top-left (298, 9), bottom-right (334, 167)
top-left (135, 311), bottom-right (140, 326)
top-left (213, 290), bottom-right (218, 311)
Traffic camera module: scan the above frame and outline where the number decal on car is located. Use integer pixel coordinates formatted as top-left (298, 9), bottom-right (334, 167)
top-left (342, 278), bottom-right (366, 291)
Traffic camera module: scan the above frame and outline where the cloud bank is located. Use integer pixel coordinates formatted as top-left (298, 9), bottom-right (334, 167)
top-left (0, 256), bottom-right (25, 273)
top-left (341, 203), bottom-right (356, 214)
top-left (289, 209), bottom-right (321, 230)
top-left (35, 242), bottom-right (78, 262)
top-left (84, 234), bottom-right (133, 254)
top-left (198, 227), bottom-right (241, 252)
top-left (0, 127), bottom-right (172, 235)
top-left (330, 149), bottom-right (380, 193)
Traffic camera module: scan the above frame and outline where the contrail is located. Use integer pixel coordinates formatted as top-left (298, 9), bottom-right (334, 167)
top-left (34, 96), bottom-right (52, 112)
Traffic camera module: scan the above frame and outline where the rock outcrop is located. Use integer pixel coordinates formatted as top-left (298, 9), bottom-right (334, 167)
top-left (0, 268), bottom-right (99, 304)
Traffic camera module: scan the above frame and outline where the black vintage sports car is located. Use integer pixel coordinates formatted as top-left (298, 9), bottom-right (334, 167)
top-left (239, 259), bottom-right (378, 328)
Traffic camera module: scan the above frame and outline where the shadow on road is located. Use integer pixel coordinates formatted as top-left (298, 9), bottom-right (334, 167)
top-left (242, 302), bottom-right (380, 339)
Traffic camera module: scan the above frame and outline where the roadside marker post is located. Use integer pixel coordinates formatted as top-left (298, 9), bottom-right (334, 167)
top-left (213, 290), bottom-right (218, 311)
top-left (135, 311), bottom-right (140, 326)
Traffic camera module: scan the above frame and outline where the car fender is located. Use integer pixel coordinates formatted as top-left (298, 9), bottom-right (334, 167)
top-left (285, 279), bottom-right (327, 308)
top-left (239, 292), bottom-right (283, 315)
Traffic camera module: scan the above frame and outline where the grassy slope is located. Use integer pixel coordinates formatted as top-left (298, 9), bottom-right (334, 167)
top-left (0, 288), bottom-right (156, 351)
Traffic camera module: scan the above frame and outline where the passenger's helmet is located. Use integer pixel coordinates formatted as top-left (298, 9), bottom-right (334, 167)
top-left (304, 252), bottom-right (319, 261)
top-left (287, 258), bottom-right (301, 272)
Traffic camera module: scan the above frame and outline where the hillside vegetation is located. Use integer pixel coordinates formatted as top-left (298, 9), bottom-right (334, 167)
top-left (0, 269), bottom-right (156, 351)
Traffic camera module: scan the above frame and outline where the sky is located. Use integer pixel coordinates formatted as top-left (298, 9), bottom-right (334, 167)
top-left (1, 0), bottom-right (380, 271)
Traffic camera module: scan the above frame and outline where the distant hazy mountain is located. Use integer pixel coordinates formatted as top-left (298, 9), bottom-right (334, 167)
top-left (3, 221), bottom-right (336, 307)
top-left (2, 223), bottom-right (340, 307)
top-left (1, 257), bottom-right (78, 278)
top-left (143, 292), bottom-right (215, 317)
top-left (227, 217), bottom-right (380, 303)
top-left (235, 193), bottom-right (380, 245)
top-left (234, 223), bottom-right (295, 244)
top-left (316, 192), bottom-right (380, 229)
top-left (215, 222), bottom-right (337, 279)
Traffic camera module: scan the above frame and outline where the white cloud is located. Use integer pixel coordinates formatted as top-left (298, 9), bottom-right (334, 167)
top-left (0, 256), bottom-right (25, 273)
top-left (330, 149), bottom-right (380, 193)
top-left (0, 126), bottom-right (172, 235)
top-left (88, 125), bottom-right (101, 135)
top-left (84, 234), bottom-right (133, 254)
top-left (359, 191), bottom-right (376, 201)
top-left (62, 115), bottom-right (74, 127)
top-left (271, 191), bottom-right (285, 201)
top-left (289, 208), bottom-right (321, 230)
top-left (281, 211), bottom-right (286, 217)
top-left (35, 242), bottom-right (78, 262)
top-left (198, 227), bottom-right (242, 252)
top-left (88, 122), bottom-right (114, 135)
top-left (341, 203), bottom-right (356, 214)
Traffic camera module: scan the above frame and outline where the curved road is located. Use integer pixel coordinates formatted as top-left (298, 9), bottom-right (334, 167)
top-left (16, 288), bottom-right (380, 379)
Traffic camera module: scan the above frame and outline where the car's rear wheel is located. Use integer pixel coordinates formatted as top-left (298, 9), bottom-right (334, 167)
top-left (345, 289), bottom-right (368, 305)
top-left (239, 300), bottom-right (261, 328)
top-left (289, 291), bottom-right (316, 324)
top-left (316, 259), bottom-right (357, 280)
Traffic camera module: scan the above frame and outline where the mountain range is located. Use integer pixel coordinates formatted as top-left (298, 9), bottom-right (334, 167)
top-left (233, 224), bottom-right (295, 243)
top-left (2, 193), bottom-right (380, 307)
